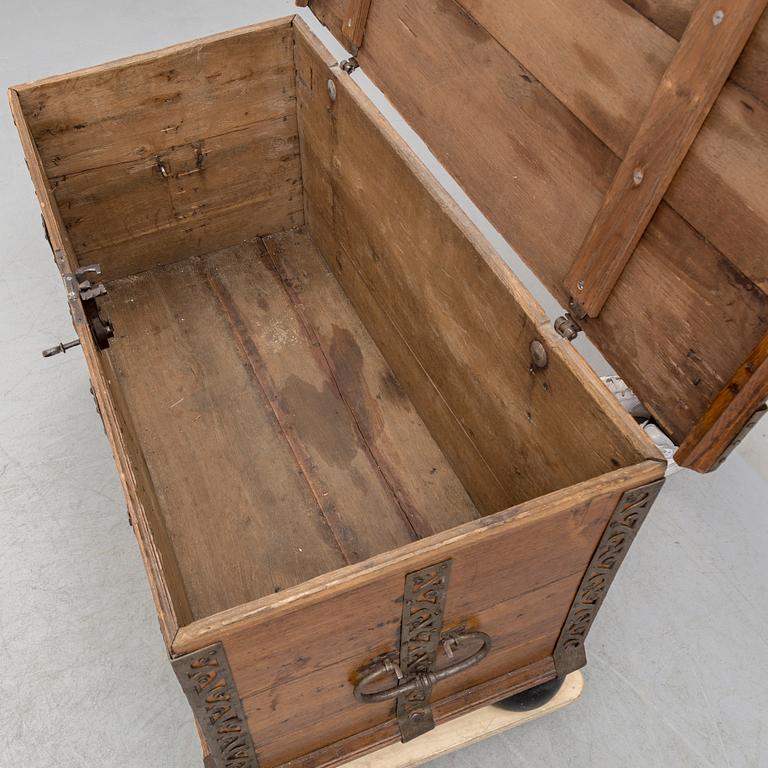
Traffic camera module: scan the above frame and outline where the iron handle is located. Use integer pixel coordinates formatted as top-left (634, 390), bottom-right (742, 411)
top-left (353, 630), bottom-right (491, 704)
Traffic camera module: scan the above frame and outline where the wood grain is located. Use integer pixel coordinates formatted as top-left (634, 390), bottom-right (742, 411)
top-left (280, 657), bottom-right (557, 768)
top-left (339, 672), bottom-right (583, 768)
top-left (13, 19), bottom-right (304, 279)
top-left (102, 234), bottom-right (483, 618)
top-left (263, 229), bottom-right (480, 536)
top-left (103, 256), bottom-right (348, 619)
top-left (442, 0), bottom-right (768, 297)
top-left (565, 0), bottom-right (768, 316)
top-left (675, 333), bottom-right (768, 470)
top-left (294, 20), bottom-right (656, 517)
top-left (173, 462), bottom-right (663, 767)
top-left (10, 88), bottom-right (192, 646)
top-left (342, 0), bottom-right (374, 49)
top-left (624, 0), bottom-right (768, 106)
top-left (304, 0), bottom-right (768, 447)
top-left (51, 116), bottom-right (303, 280)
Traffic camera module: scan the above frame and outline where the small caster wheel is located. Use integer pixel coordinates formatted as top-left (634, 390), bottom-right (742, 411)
top-left (495, 676), bottom-right (565, 712)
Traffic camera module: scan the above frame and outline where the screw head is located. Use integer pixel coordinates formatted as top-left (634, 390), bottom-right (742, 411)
top-left (530, 339), bottom-right (548, 369)
top-left (577, 279), bottom-right (585, 291)
top-left (632, 167), bottom-right (644, 186)
top-left (327, 79), bottom-right (337, 102)
top-left (712, 9), bottom-right (725, 25)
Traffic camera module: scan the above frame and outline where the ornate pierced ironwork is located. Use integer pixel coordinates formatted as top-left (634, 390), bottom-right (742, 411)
top-left (397, 560), bottom-right (452, 740)
top-left (553, 478), bottom-right (665, 675)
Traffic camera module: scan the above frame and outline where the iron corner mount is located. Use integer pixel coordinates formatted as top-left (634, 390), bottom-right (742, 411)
top-left (172, 642), bottom-right (260, 768)
top-left (553, 478), bottom-right (665, 676)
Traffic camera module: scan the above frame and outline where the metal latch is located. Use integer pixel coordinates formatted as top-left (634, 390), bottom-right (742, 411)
top-left (42, 262), bottom-right (114, 357)
top-left (351, 560), bottom-right (491, 742)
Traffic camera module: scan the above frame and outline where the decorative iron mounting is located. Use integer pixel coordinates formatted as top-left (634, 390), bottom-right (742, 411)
top-left (553, 478), bottom-right (665, 676)
top-left (173, 643), bottom-right (260, 768)
top-left (352, 560), bottom-right (491, 742)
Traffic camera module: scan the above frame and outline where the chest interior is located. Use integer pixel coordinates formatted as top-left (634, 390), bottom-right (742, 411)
top-left (13, 17), bottom-right (656, 624)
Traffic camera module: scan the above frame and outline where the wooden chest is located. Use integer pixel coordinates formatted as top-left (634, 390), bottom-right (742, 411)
top-left (10, 2), bottom-right (767, 766)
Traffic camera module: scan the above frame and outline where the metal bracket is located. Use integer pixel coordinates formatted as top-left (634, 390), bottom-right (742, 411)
top-left (172, 643), bottom-right (260, 768)
top-left (340, 57), bottom-right (359, 74)
top-left (553, 478), bottom-right (665, 676)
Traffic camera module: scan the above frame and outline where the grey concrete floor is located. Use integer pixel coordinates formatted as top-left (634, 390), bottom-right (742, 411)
top-left (1, 2), bottom-right (766, 766)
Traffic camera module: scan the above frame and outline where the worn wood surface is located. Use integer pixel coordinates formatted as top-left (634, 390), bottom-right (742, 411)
top-left (339, 672), bottom-right (583, 768)
top-left (305, 0), bottom-right (768, 449)
top-left (295, 20), bottom-right (655, 520)
top-left (676, 333), bottom-right (768, 470)
top-left (264, 230), bottom-right (480, 536)
top-left (624, 0), bottom-right (768, 105)
top-left (565, 0), bottom-right (768, 316)
top-left (13, 19), bottom-right (303, 279)
top-left (102, 232), bottom-right (482, 619)
top-left (10, 88), bottom-right (192, 646)
top-left (173, 461), bottom-right (663, 767)
top-left (431, 0), bottom-right (768, 297)
top-left (342, 0), bottom-right (374, 49)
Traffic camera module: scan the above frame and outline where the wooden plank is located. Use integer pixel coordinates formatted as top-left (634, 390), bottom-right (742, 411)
top-left (263, 229), bottom-right (481, 535)
top-left (338, 672), bottom-right (583, 768)
top-left (293, 20), bottom-right (658, 516)
top-left (9, 88), bottom-right (192, 645)
top-left (13, 20), bottom-right (296, 176)
top-left (102, 257), bottom-right (350, 620)
top-left (204, 238), bottom-right (461, 554)
top-left (303, 0), bottom-right (768, 447)
top-left (50, 116), bottom-right (303, 279)
top-left (12, 19), bottom-right (304, 278)
top-left (623, 0), bottom-right (768, 106)
top-left (565, 0), bottom-right (768, 317)
top-left (173, 462), bottom-right (664, 766)
top-left (342, 0), bottom-right (374, 50)
top-left (248, 595), bottom-right (570, 766)
top-left (439, 0), bottom-right (768, 297)
top-left (103, 232), bottom-right (485, 618)
top-left (282, 658), bottom-right (557, 768)
top-left (675, 334), bottom-right (768, 470)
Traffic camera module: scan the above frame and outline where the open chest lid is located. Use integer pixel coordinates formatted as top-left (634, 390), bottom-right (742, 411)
top-left (300, 0), bottom-right (768, 472)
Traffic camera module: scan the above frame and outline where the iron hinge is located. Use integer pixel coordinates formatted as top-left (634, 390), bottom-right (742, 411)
top-left (555, 297), bottom-right (588, 341)
top-left (340, 57), bottom-right (359, 74)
